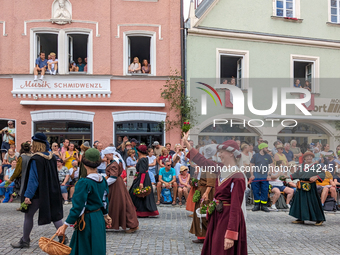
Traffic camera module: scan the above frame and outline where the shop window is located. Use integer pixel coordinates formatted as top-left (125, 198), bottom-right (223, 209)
top-left (279, 123), bottom-right (326, 134)
top-left (125, 33), bottom-right (155, 75)
top-left (36, 33), bottom-right (58, 59)
top-left (220, 55), bottom-right (242, 87)
top-left (68, 34), bottom-right (88, 73)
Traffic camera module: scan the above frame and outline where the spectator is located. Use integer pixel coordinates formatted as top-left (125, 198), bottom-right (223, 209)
top-left (248, 143), bottom-right (254, 157)
top-left (93, 140), bottom-right (99, 149)
top-left (130, 138), bottom-right (139, 158)
top-left (77, 57), bottom-right (85, 72)
top-left (141, 59), bottom-right (151, 74)
top-left (56, 158), bottom-right (70, 204)
top-left (1, 121), bottom-right (16, 160)
top-left (156, 159), bottom-right (177, 205)
top-left (294, 79), bottom-right (301, 88)
top-left (290, 140), bottom-right (302, 162)
top-left (68, 160), bottom-right (79, 203)
top-left (33, 52), bottom-right (47, 81)
top-left (274, 144), bottom-right (288, 166)
top-left (0, 160), bottom-right (17, 203)
top-left (173, 144), bottom-right (188, 166)
top-left (316, 170), bottom-right (337, 209)
top-left (250, 143), bottom-right (274, 212)
top-left (4, 149), bottom-right (17, 165)
top-left (47, 52), bottom-right (58, 75)
top-left (126, 149), bottom-right (137, 167)
top-left (203, 136), bottom-right (212, 145)
top-left (78, 141), bottom-right (91, 179)
top-left (119, 141), bottom-right (132, 162)
top-left (51, 142), bottom-right (61, 158)
top-left (62, 143), bottom-right (79, 170)
top-left (69, 61), bottom-right (78, 72)
top-left (153, 141), bottom-right (164, 157)
top-left (84, 57), bottom-right (88, 72)
top-left (60, 139), bottom-right (70, 154)
top-left (272, 141), bottom-right (282, 156)
top-left (269, 161), bottom-right (294, 211)
top-left (147, 148), bottom-right (157, 176)
top-left (158, 147), bottom-right (172, 168)
top-left (97, 142), bottom-right (107, 174)
top-left (303, 80), bottom-right (311, 91)
top-left (283, 143), bottom-right (294, 162)
top-left (3, 144), bottom-right (20, 164)
top-left (178, 166), bottom-right (190, 206)
top-left (230, 76), bottom-right (236, 86)
top-left (165, 143), bottom-right (175, 157)
top-left (253, 137), bottom-right (263, 153)
top-left (173, 155), bottom-right (181, 179)
top-left (321, 144), bottom-right (335, 159)
top-left (128, 57), bottom-right (141, 73)
top-left (235, 140), bottom-right (241, 148)
top-left (240, 143), bottom-right (252, 174)
top-left (188, 140), bottom-right (194, 150)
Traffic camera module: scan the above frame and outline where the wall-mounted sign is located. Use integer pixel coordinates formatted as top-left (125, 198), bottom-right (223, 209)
top-left (295, 97), bottom-right (340, 116)
top-left (21, 121), bottom-right (27, 125)
top-left (12, 75), bottom-right (111, 98)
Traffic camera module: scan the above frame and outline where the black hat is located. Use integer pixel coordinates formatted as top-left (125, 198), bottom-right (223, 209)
top-left (32, 133), bottom-right (50, 151)
top-left (130, 138), bottom-right (138, 143)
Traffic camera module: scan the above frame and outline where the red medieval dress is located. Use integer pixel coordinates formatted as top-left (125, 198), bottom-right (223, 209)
top-left (188, 148), bottom-right (247, 255)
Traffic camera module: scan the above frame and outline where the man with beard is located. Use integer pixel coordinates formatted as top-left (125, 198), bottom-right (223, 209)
top-left (250, 143), bottom-right (273, 212)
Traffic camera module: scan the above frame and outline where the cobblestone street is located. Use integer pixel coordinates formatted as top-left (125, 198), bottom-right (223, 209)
top-left (0, 203), bottom-right (339, 255)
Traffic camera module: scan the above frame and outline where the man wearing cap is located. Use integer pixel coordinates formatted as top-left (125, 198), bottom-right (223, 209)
top-left (11, 133), bottom-right (67, 248)
top-left (250, 143), bottom-right (274, 212)
top-left (153, 141), bottom-right (164, 157)
top-left (103, 146), bottom-right (139, 233)
top-left (119, 140), bottom-right (133, 162)
top-left (93, 140), bottom-right (99, 149)
top-left (1, 120), bottom-right (16, 160)
top-left (289, 151), bottom-right (326, 225)
top-left (130, 138), bottom-right (139, 158)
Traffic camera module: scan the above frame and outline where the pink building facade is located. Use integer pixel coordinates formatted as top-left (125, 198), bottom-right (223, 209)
top-left (0, 0), bottom-right (181, 147)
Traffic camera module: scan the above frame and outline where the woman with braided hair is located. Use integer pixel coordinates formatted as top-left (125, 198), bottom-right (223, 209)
top-left (183, 132), bottom-right (248, 255)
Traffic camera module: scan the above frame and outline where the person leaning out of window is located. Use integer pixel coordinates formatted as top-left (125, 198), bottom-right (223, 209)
top-left (128, 57), bottom-right (141, 73)
top-left (141, 59), bottom-right (151, 74)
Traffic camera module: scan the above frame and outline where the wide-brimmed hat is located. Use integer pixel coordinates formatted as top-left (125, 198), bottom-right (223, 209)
top-left (288, 161), bottom-right (297, 167)
top-left (125, 142), bottom-right (131, 146)
top-left (180, 165), bottom-right (189, 172)
top-left (137, 145), bottom-right (148, 155)
top-left (82, 148), bottom-right (102, 168)
top-left (276, 144), bottom-right (283, 149)
top-left (303, 151), bottom-right (315, 159)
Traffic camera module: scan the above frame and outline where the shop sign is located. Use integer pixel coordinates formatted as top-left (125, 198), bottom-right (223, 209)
top-left (12, 75), bottom-right (111, 98)
top-left (295, 98), bottom-right (340, 115)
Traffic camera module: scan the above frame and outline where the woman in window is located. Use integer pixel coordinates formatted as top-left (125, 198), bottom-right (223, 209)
top-left (141, 59), bottom-right (151, 74)
top-left (303, 80), bottom-right (311, 92)
top-left (69, 61), bottom-right (79, 72)
top-left (128, 57), bottom-right (141, 73)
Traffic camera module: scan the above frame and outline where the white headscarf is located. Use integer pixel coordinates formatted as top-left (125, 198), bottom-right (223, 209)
top-left (103, 146), bottom-right (126, 170)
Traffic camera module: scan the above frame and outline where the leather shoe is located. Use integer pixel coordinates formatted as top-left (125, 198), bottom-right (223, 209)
top-left (58, 235), bottom-right (69, 245)
top-left (260, 204), bottom-right (270, 212)
top-left (11, 238), bottom-right (30, 249)
top-left (192, 239), bottom-right (204, 243)
top-left (252, 204), bottom-right (260, 211)
top-left (125, 227), bottom-right (139, 233)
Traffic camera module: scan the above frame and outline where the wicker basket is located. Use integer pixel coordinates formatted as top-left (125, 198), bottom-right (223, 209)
top-left (135, 188), bottom-right (152, 198)
top-left (39, 234), bottom-right (72, 255)
top-left (196, 208), bottom-right (207, 218)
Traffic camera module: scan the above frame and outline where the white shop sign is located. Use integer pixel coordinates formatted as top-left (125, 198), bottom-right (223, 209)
top-left (295, 97), bottom-right (340, 116)
top-left (12, 75), bottom-right (111, 98)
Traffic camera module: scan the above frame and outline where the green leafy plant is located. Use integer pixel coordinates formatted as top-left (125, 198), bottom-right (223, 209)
top-left (193, 190), bottom-right (201, 203)
top-left (160, 70), bottom-right (197, 132)
top-left (200, 204), bottom-right (207, 214)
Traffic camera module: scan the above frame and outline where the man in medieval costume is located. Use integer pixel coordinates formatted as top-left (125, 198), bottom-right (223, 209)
top-left (11, 133), bottom-right (66, 248)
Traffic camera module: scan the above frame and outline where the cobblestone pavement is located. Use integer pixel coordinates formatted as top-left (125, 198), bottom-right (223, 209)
top-left (0, 203), bottom-right (340, 254)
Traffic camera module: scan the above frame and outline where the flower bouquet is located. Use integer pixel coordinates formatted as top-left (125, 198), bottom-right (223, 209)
top-left (192, 190), bottom-right (201, 203)
top-left (190, 178), bottom-right (199, 188)
top-left (19, 202), bottom-right (29, 213)
top-left (207, 199), bottom-right (217, 215)
top-left (4, 181), bottom-right (10, 188)
top-left (182, 121), bottom-right (191, 134)
top-left (133, 186), bottom-right (152, 198)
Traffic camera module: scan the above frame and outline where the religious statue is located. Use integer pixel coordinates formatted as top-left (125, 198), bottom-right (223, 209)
top-left (52, 0), bottom-right (72, 24)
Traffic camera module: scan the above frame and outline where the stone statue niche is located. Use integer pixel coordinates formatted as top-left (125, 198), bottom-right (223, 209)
top-left (51, 0), bottom-right (72, 25)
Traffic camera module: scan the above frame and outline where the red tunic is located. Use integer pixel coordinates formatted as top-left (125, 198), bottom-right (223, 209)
top-left (187, 148), bottom-right (247, 255)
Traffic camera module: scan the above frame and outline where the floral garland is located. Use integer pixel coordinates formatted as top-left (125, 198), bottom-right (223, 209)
top-left (133, 186), bottom-right (151, 195)
top-left (200, 199), bottom-right (218, 215)
top-left (191, 178), bottom-right (198, 187)
top-left (302, 183), bottom-right (311, 192)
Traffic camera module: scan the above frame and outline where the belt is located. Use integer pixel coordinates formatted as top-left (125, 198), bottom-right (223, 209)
top-left (297, 180), bottom-right (313, 190)
top-left (78, 209), bottom-right (101, 231)
top-left (85, 208), bottom-right (100, 214)
top-left (215, 201), bottom-right (231, 206)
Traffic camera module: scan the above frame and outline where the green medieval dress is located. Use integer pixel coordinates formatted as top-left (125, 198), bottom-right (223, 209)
top-left (65, 173), bottom-right (109, 255)
top-left (289, 163), bottom-right (326, 222)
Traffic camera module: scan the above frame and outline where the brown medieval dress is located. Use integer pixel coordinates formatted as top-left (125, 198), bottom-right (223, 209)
top-left (106, 158), bottom-right (139, 230)
top-left (189, 148), bottom-right (247, 255)
top-left (188, 152), bottom-right (216, 239)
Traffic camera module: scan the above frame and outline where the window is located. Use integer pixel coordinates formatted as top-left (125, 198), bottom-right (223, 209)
top-left (217, 49), bottom-right (249, 89)
top-left (68, 34), bottom-right (88, 73)
top-left (291, 55), bottom-right (319, 93)
top-left (276, 0), bottom-right (295, 17)
top-left (31, 29), bottom-right (92, 74)
top-left (331, 0), bottom-right (340, 23)
top-left (124, 32), bottom-right (156, 75)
